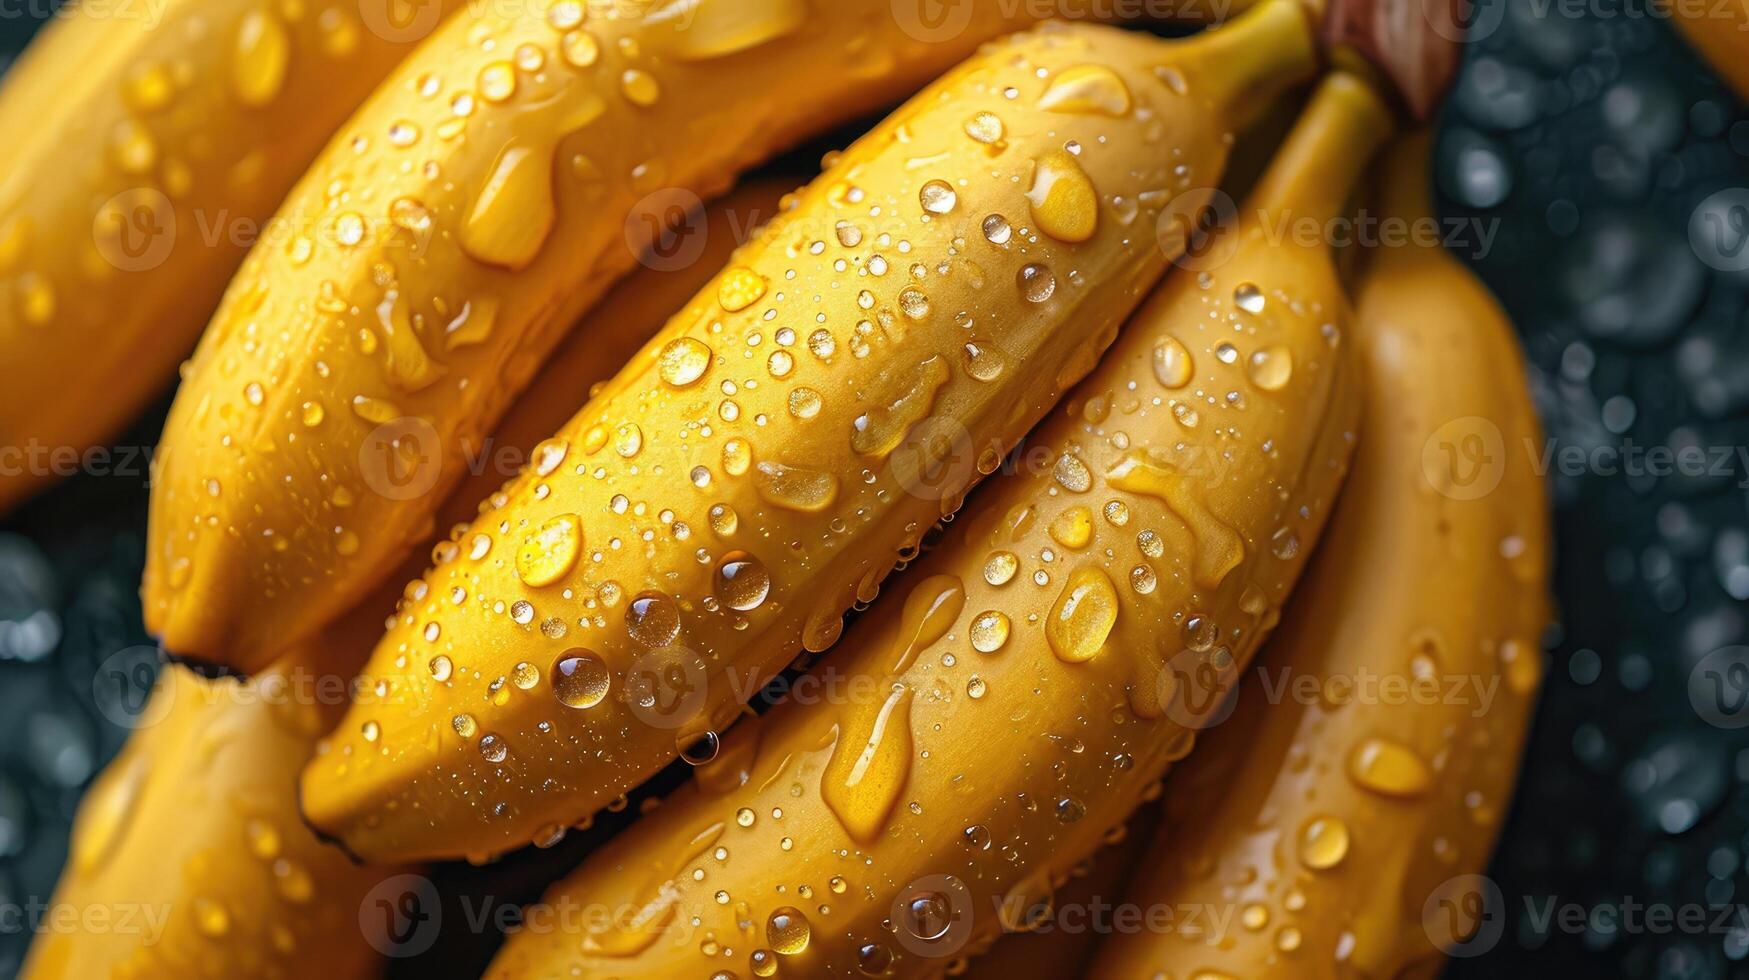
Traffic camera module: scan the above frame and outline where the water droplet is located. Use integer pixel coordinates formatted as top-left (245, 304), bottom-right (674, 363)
top-left (767, 906), bottom-right (812, 955)
top-left (983, 551), bottom-right (1019, 586)
top-left (1348, 738), bottom-right (1432, 797)
top-left (1234, 282), bottom-right (1266, 313)
top-left (554, 651), bottom-right (611, 708)
top-left (1018, 263), bottom-right (1056, 303)
top-left (233, 10), bottom-right (290, 107)
top-left (429, 655), bottom-right (453, 682)
top-left (516, 514), bottom-right (582, 587)
top-left (919, 179), bottom-right (957, 214)
top-left (1300, 815), bottom-right (1350, 869)
top-left (453, 713), bottom-right (478, 737)
top-left (1039, 64), bottom-right (1133, 116)
top-left (1046, 566), bottom-right (1118, 663)
top-left (479, 734), bottom-right (508, 763)
top-left (822, 685), bottom-right (914, 844)
top-left (970, 610), bottom-right (1010, 653)
top-left (626, 592), bottom-right (682, 647)
top-left (755, 460), bottom-right (839, 512)
top-left (1053, 452), bottom-right (1091, 492)
top-left (1026, 150), bottom-right (1098, 242)
top-left (788, 386), bottom-right (823, 419)
top-left (851, 355), bottom-right (949, 458)
top-left (659, 337), bottom-right (712, 386)
top-left (1049, 506), bottom-right (1094, 549)
top-left (889, 575), bottom-right (965, 674)
top-left (1248, 346), bottom-right (1293, 391)
top-left (1152, 337), bottom-right (1193, 388)
top-left (965, 111), bottom-right (1004, 144)
top-left (719, 266), bottom-right (767, 311)
top-left (716, 551), bottom-right (771, 611)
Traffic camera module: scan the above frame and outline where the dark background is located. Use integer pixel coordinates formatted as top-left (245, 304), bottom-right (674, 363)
top-left (2, 0), bottom-right (1748, 975)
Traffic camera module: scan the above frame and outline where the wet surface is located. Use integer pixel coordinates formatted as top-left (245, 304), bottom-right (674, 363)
top-left (2, 1), bottom-right (1749, 976)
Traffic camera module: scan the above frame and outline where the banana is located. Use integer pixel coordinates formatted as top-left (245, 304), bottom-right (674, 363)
top-left (20, 649), bottom-right (396, 980)
top-left (20, 181), bottom-right (786, 980)
top-left (141, 0), bottom-right (1082, 671)
top-left (481, 71), bottom-right (1386, 978)
top-left (1667, 0), bottom-right (1749, 99)
top-left (1087, 130), bottom-right (1550, 978)
top-left (298, 5), bottom-right (1324, 864)
top-left (0, 0), bottom-right (465, 514)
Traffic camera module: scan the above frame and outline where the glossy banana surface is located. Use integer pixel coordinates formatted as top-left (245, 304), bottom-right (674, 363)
top-left (300, 6), bottom-right (1323, 864)
top-left (19, 181), bottom-right (785, 980)
top-left (1668, 0), bottom-right (1749, 99)
top-left (482, 71), bottom-right (1385, 979)
top-left (142, 0), bottom-right (1074, 670)
top-left (0, 0), bottom-right (463, 513)
top-left (1088, 129), bottom-right (1550, 979)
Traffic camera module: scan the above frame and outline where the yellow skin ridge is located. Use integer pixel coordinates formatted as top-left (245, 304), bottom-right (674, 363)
top-left (20, 181), bottom-right (787, 980)
top-left (298, 6), bottom-right (1324, 864)
top-left (0, 0), bottom-right (466, 514)
top-left (481, 71), bottom-right (1384, 979)
top-left (141, 0), bottom-right (1077, 671)
top-left (1088, 131), bottom-right (1551, 979)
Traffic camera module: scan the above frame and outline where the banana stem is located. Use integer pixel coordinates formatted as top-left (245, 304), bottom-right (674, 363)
top-left (1245, 70), bottom-right (1395, 232)
top-left (1181, 0), bottom-right (1321, 130)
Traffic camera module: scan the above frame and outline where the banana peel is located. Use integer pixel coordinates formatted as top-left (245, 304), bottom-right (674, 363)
top-left (481, 70), bottom-right (1387, 978)
top-left (0, 0), bottom-right (465, 514)
top-left (1087, 130), bottom-right (1550, 978)
top-left (141, 0), bottom-right (1083, 672)
top-left (299, 5), bottom-right (1326, 865)
top-left (20, 180), bottom-right (788, 980)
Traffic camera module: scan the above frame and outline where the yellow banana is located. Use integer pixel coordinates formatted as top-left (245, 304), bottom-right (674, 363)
top-left (1667, 0), bottom-right (1749, 99)
top-left (142, 0), bottom-right (1082, 671)
top-left (20, 181), bottom-right (786, 980)
top-left (299, 5), bottom-right (1324, 864)
top-left (482, 70), bottom-right (1385, 978)
top-left (1087, 130), bottom-right (1550, 978)
top-left (0, 0), bottom-right (464, 514)
top-left (20, 650), bottom-right (395, 980)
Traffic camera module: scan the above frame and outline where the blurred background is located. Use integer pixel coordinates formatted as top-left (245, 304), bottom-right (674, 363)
top-left (3, 0), bottom-right (1749, 976)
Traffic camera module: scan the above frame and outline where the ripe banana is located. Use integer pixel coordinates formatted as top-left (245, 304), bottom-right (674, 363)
top-left (1087, 130), bottom-right (1550, 978)
top-left (482, 70), bottom-right (1386, 978)
top-left (20, 181), bottom-right (785, 980)
top-left (141, 0), bottom-right (1082, 672)
top-left (1667, 0), bottom-right (1749, 99)
top-left (299, 4), bottom-right (1324, 864)
top-left (0, 0), bottom-right (465, 515)
top-left (20, 650), bottom-right (395, 980)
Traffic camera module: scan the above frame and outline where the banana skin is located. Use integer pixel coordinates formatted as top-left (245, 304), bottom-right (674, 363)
top-left (0, 0), bottom-right (466, 514)
top-left (299, 6), bottom-right (1325, 865)
top-left (1088, 130), bottom-right (1551, 979)
top-left (481, 71), bottom-right (1386, 979)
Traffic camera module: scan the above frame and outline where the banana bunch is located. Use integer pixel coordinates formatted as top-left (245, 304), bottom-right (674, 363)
top-left (2, 0), bottom-right (1556, 975)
